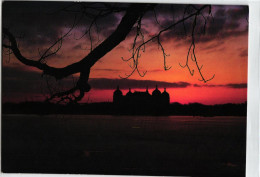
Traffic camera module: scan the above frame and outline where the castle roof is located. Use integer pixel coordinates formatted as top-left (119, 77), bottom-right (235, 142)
top-left (114, 86), bottom-right (122, 95)
top-left (126, 88), bottom-right (133, 96)
top-left (162, 88), bottom-right (169, 97)
top-left (152, 85), bottom-right (161, 96)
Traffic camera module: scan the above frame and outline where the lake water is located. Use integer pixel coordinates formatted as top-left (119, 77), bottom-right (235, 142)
top-left (2, 115), bottom-right (246, 176)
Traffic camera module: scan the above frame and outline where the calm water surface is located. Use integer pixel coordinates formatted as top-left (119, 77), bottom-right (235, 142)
top-left (2, 115), bottom-right (246, 176)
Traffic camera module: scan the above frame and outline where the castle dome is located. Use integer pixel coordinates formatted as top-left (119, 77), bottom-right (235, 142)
top-left (152, 85), bottom-right (161, 96)
top-left (162, 88), bottom-right (169, 97)
top-left (126, 88), bottom-right (133, 96)
top-left (114, 86), bottom-right (122, 96)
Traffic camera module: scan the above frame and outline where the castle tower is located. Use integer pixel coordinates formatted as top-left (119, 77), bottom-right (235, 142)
top-left (113, 85), bottom-right (123, 104)
top-left (152, 85), bottom-right (161, 96)
top-left (126, 88), bottom-right (132, 96)
top-left (162, 88), bottom-right (170, 105)
top-left (151, 85), bottom-right (162, 106)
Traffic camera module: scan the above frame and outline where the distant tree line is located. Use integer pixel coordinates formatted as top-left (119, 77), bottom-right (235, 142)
top-left (3, 101), bottom-right (247, 116)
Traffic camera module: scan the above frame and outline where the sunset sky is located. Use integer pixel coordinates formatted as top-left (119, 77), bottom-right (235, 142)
top-left (2, 2), bottom-right (248, 105)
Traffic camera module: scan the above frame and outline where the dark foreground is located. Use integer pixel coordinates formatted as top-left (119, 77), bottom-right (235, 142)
top-left (2, 115), bottom-right (246, 176)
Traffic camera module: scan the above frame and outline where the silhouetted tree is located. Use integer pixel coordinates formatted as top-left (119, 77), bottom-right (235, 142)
top-left (3, 3), bottom-right (214, 103)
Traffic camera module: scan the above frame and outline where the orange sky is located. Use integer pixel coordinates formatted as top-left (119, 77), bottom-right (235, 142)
top-left (90, 34), bottom-right (248, 84)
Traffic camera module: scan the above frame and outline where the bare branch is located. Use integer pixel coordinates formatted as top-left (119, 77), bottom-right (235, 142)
top-left (157, 35), bottom-right (172, 70)
top-left (46, 86), bottom-right (78, 103)
top-left (38, 14), bottom-right (80, 63)
top-left (45, 67), bottom-right (91, 104)
top-left (153, 8), bottom-right (167, 28)
top-left (121, 5), bottom-right (212, 80)
top-left (179, 8), bottom-right (215, 83)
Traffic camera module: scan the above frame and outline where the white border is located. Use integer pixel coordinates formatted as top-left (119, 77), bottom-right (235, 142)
top-left (1, 0), bottom-right (259, 177)
top-left (247, 1), bottom-right (260, 177)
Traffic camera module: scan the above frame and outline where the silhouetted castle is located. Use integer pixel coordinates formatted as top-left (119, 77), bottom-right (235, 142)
top-left (113, 85), bottom-right (170, 106)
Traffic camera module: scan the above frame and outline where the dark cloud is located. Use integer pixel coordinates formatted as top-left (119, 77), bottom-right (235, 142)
top-left (2, 66), bottom-right (191, 96)
top-left (193, 84), bottom-right (216, 88)
top-left (215, 8), bottom-right (225, 17)
top-left (225, 21), bottom-right (240, 30)
top-left (226, 83), bottom-right (247, 88)
top-left (206, 17), bottom-right (226, 36)
top-left (72, 44), bottom-right (82, 50)
top-left (141, 3), bottom-right (187, 27)
top-left (159, 5), bottom-right (248, 43)
top-left (3, 2), bottom-right (73, 45)
top-left (3, 2), bottom-right (248, 52)
top-left (200, 41), bottom-right (225, 51)
top-left (226, 6), bottom-right (249, 21)
top-left (193, 84), bottom-right (200, 87)
top-left (201, 6), bottom-right (248, 40)
top-left (194, 83), bottom-right (247, 89)
top-left (88, 78), bottom-right (191, 89)
top-left (153, 4), bottom-right (187, 16)
top-left (202, 46), bottom-right (226, 54)
top-left (194, 27), bottom-right (248, 43)
top-left (3, 1), bottom-right (120, 48)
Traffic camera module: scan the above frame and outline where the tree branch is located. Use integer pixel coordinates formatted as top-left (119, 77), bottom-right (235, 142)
top-left (3, 4), bottom-right (149, 81)
top-left (121, 5), bottom-right (214, 82)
